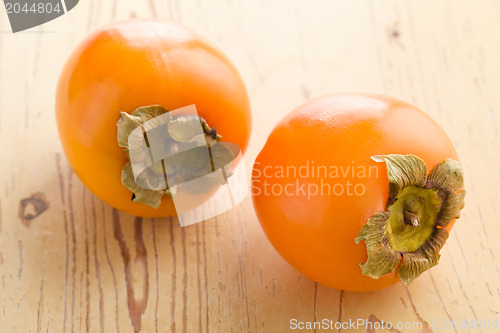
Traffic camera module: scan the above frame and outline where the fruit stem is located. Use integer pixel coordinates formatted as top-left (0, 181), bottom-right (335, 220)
top-left (403, 209), bottom-right (420, 227)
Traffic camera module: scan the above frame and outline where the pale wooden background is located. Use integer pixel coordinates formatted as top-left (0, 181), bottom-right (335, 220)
top-left (1, 0), bottom-right (499, 332)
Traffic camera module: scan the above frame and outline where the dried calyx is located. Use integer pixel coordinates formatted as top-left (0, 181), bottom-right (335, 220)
top-left (116, 105), bottom-right (234, 209)
top-left (355, 154), bottom-right (466, 285)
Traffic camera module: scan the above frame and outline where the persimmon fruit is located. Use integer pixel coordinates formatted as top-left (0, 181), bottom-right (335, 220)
top-left (56, 19), bottom-right (251, 218)
top-left (252, 94), bottom-right (465, 292)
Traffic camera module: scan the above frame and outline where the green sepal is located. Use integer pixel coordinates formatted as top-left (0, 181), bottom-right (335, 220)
top-left (121, 162), bottom-right (163, 208)
top-left (371, 154), bottom-right (427, 200)
top-left (355, 212), bottom-right (401, 279)
top-left (162, 143), bottom-right (234, 188)
top-left (426, 158), bottom-right (464, 194)
top-left (436, 191), bottom-right (466, 227)
top-left (117, 105), bottom-right (169, 148)
top-left (398, 228), bottom-right (449, 285)
top-left (180, 143), bottom-right (234, 195)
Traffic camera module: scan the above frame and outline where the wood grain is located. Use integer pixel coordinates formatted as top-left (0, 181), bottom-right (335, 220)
top-left (1, 0), bottom-right (499, 332)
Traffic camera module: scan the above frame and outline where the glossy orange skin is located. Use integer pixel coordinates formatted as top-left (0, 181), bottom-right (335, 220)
top-left (252, 94), bottom-right (459, 292)
top-left (56, 19), bottom-right (251, 218)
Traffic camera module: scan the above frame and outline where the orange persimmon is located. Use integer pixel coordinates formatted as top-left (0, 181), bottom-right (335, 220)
top-left (252, 94), bottom-right (465, 292)
top-left (56, 19), bottom-right (251, 217)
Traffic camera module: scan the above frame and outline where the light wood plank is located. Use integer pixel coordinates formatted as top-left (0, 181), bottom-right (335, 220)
top-left (0, 0), bottom-right (499, 332)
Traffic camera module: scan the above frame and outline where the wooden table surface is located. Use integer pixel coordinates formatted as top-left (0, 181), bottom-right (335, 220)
top-left (1, 1), bottom-right (499, 332)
